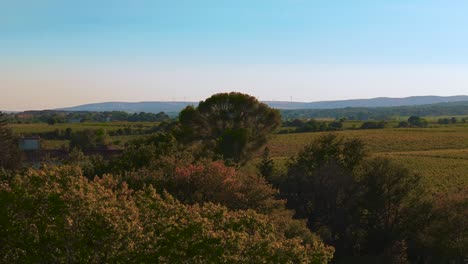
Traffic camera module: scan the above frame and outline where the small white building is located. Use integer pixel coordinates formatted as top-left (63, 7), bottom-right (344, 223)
top-left (19, 136), bottom-right (41, 151)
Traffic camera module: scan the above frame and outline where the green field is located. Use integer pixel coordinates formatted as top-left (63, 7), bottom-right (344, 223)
top-left (264, 126), bottom-right (468, 196)
top-left (11, 122), bottom-right (158, 149)
top-left (267, 126), bottom-right (468, 157)
top-left (12, 121), bottom-right (468, 196)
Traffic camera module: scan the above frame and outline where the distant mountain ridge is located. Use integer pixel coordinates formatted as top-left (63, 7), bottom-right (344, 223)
top-left (265, 95), bottom-right (468, 109)
top-left (58, 101), bottom-right (197, 114)
top-left (57, 95), bottom-right (468, 113)
top-left (281, 100), bottom-right (468, 120)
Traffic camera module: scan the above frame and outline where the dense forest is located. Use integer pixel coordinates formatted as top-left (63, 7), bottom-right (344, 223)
top-left (1, 93), bottom-right (466, 263)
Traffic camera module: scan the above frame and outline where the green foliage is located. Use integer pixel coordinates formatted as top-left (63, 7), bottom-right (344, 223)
top-left (69, 129), bottom-right (110, 150)
top-left (0, 113), bottom-right (22, 170)
top-left (279, 134), bottom-right (366, 253)
top-left (109, 132), bottom-right (183, 174)
top-left (0, 166), bottom-right (334, 263)
top-left (112, 147), bottom-right (332, 258)
top-left (397, 121), bottom-right (409, 128)
top-left (64, 148), bottom-right (109, 178)
top-left (437, 117), bottom-right (458, 125)
top-left (280, 119), bottom-right (343, 134)
top-left (7, 110), bottom-right (170, 123)
top-left (360, 121), bottom-right (386, 129)
top-left (134, 187), bottom-right (333, 264)
top-left (46, 117), bottom-right (57, 125)
top-left (0, 166), bottom-right (139, 263)
top-left (417, 191), bottom-right (468, 262)
top-left (127, 111), bottom-right (170, 122)
top-left (287, 133), bottom-right (366, 174)
top-left (179, 92), bottom-right (281, 164)
top-left (328, 121), bottom-right (343, 130)
top-left (278, 134), bottom-right (434, 261)
top-left (407, 116), bottom-right (427, 128)
top-left (257, 147), bottom-right (275, 179)
top-left (354, 158), bottom-right (429, 256)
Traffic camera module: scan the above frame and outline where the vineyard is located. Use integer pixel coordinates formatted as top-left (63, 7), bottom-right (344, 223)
top-left (265, 125), bottom-right (468, 195)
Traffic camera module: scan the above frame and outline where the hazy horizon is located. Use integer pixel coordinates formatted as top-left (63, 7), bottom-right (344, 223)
top-left (3, 93), bottom-right (468, 113)
top-left (2, 1), bottom-right (468, 111)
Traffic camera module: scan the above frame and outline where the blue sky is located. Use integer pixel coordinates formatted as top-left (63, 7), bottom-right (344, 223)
top-left (2, 1), bottom-right (468, 110)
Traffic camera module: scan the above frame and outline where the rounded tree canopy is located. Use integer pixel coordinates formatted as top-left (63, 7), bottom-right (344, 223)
top-left (179, 92), bottom-right (281, 163)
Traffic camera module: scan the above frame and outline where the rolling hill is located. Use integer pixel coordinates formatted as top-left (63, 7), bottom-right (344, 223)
top-left (58, 95), bottom-right (468, 113)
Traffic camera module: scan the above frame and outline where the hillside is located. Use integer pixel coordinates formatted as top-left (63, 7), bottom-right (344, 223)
top-left (266, 95), bottom-right (468, 109)
top-left (57, 95), bottom-right (468, 114)
top-left (281, 100), bottom-right (468, 120)
top-left (58, 101), bottom-right (197, 114)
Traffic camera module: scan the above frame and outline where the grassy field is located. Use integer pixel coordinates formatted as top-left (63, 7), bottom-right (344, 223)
top-left (264, 126), bottom-right (468, 195)
top-left (11, 122), bottom-right (158, 149)
top-left (267, 126), bottom-right (468, 157)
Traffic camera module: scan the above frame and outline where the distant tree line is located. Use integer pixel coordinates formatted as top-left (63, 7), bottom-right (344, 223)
top-left (437, 117), bottom-right (464, 124)
top-left (281, 115), bottom-right (448, 135)
top-left (6, 110), bottom-right (170, 124)
top-left (280, 119), bottom-right (343, 134)
top-left (21, 124), bottom-right (165, 142)
top-left (398, 116), bottom-right (428, 128)
top-left (281, 119), bottom-right (389, 134)
top-left (358, 120), bottom-right (385, 129)
top-left (281, 101), bottom-right (468, 120)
